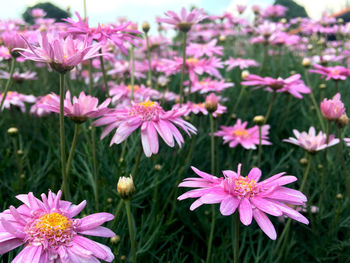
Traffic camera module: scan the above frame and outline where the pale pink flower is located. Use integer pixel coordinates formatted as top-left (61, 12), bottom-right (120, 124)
top-left (173, 101), bottom-right (227, 118)
top-left (0, 70), bottom-right (37, 83)
top-left (224, 57), bottom-right (259, 70)
top-left (2, 31), bottom-right (27, 51)
top-left (214, 119), bottom-right (271, 150)
top-left (344, 138), bottom-right (350, 147)
top-left (30, 95), bottom-right (53, 117)
top-left (178, 164), bottom-right (309, 240)
top-left (262, 5), bottom-right (288, 18)
top-left (190, 78), bottom-right (233, 94)
top-left (187, 39), bottom-right (223, 58)
top-left (320, 93), bottom-right (346, 121)
top-left (236, 5), bottom-right (247, 14)
top-left (0, 190), bottom-right (115, 262)
top-left (0, 91), bottom-right (35, 112)
top-left (94, 99), bottom-right (197, 157)
top-left (309, 64), bottom-right (349, 81)
top-left (109, 83), bottom-right (160, 105)
top-left (0, 46), bottom-right (11, 60)
top-left (14, 31), bottom-right (104, 73)
top-left (38, 91), bottom-right (111, 123)
top-left (31, 8), bottom-right (47, 18)
top-left (283, 126), bottom-right (339, 153)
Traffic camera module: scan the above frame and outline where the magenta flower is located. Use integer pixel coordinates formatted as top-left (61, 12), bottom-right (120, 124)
top-left (14, 31), bottom-right (103, 73)
top-left (94, 99), bottom-right (197, 157)
top-left (0, 190), bottom-right (115, 262)
top-left (283, 126), bottom-right (339, 153)
top-left (224, 57), bottom-right (259, 70)
top-left (31, 8), bottom-right (46, 18)
top-left (38, 91), bottom-right (111, 123)
top-left (0, 91), bottom-right (35, 112)
top-left (0, 70), bottom-right (37, 83)
top-left (309, 64), bottom-right (349, 81)
top-left (320, 93), bottom-right (346, 121)
top-left (30, 95), bottom-right (53, 117)
top-left (157, 7), bottom-right (207, 31)
top-left (2, 31), bottom-right (27, 51)
top-left (190, 78), bottom-right (233, 94)
top-left (214, 119), bottom-right (271, 150)
top-left (178, 164), bottom-right (309, 240)
top-left (187, 39), bottom-right (223, 58)
top-left (173, 101), bottom-right (227, 118)
top-left (241, 74), bottom-right (311, 99)
top-left (109, 83), bottom-right (160, 105)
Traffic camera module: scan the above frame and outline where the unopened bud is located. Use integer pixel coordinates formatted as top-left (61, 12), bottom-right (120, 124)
top-left (317, 164), bottom-right (323, 170)
top-left (302, 58), bottom-right (311, 68)
top-left (117, 176), bottom-right (135, 199)
top-left (205, 93), bottom-right (218, 113)
top-left (219, 35), bottom-right (226, 42)
top-left (338, 18), bottom-right (344, 24)
top-left (241, 70), bottom-right (250, 79)
top-left (17, 150), bottom-right (23, 156)
top-left (335, 113), bottom-right (349, 128)
top-left (110, 235), bottom-right (121, 244)
top-left (290, 70), bottom-right (297, 75)
top-left (253, 115), bottom-right (265, 126)
top-left (120, 255), bottom-right (127, 261)
top-left (299, 158), bottom-right (308, 166)
top-left (231, 113), bottom-right (237, 119)
top-left (154, 164), bottom-right (162, 171)
top-left (336, 193), bottom-right (343, 200)
top-left (107, 197), bottom-right (113, 203)
top-left (20, 173), bottom-right (25, 179)
top-left (8, 127), bottom-right (18, 136)
top-left (142, 21), bottom-right (150, 33)
top-left (280, 18), bottom-right (287, 24)
top-left (319, 83), bottom-right (326, 89)
top-left (307, 44), bottom-right (313, 51)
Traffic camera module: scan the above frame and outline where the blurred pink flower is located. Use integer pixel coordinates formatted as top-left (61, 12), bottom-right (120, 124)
top-left (320, 93), bottom-right (346, 121)
top-left (236, 5), bottom-right (247, 14)
top-left (109, 83), bottom-right (160, 105)
top-left (224, 57), bottom-right (259, 70)
top-left (173, 101), bottom-right (227, 118)
top-left (0, 190), bottom-right (115, 262)
top-left (0, 70), bottom-right (37, 83)
top-left (0, 91), bottom-right (35, 112)
top-left (94, 99), bottom-right (197, 157)
top-left (187, 39), bottom-right (223, 58)
top-left (283, 126), bottom-right (339, 153)
top-left (178, 164), bottom-right (309, 240)
top-left (262, 4), bottom-right (288, 18)
top-left (309, 64), bottom-right (349, 81)
top-left (38, 91), bottom-right (111, 123)
top-left (30, 94), bottom-right (53, 117)
top-left (2, 31), bottom-right (27, 51)
top-left (190, 78), bottom-right (233, 94)
top-left (214, 118), bottom-right (271, 150)
top-left (31, 8), bottom-right (46, 18)
top-left (344, 138), bottom-right (350, 147)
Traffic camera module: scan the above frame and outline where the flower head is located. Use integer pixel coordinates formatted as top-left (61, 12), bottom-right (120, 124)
top-left (94, 99), bottom-right (197, 157)
top-left (309, 64), bottom-right (349, 81)
top-left (320, 93), bottom-right (346, 121)
top-left (0, 91), bottom-right (35, 112)
top-left (178, 164), bottom-right (309, 240)
top-left (283, 126), bottom-right (339, 153)
top-left (214, 119), bottom-right (271, 150)
top-left (0, 190), bottom-right (115, 262)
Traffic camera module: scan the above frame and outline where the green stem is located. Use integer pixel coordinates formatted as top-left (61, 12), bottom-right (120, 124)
top-left (179, 32), bottom-right (187, 106)
top-left (234, 212), bottom-right (239, 263)
top-left (206, 204), bottom-right (216, 263)
top-left (131, 144), bottom-right (143, 179)
top-left (124, 200), bottom-right (137, 263)
top-left (83, 0), bottom-right (87, 20)
top-left (299, 154), bottom-right (313, 193)
top-left (334, 80), bottom-right (339, 94)
top-left (99, 50), bottom-right (109, 97)
top-left (337, 128), bottom-right (350, 199)
top-left (130, 46), bottom-right (135, 101)
top-left (59, 73), bottom-right (69, 200)
top-left (258, 125), bottom-right (262, 167)
top-left (209, 115), bottom-right (215, 175)
top-left (145, 32), bottom-right (152, 88)
top-left (264, 92), bottom-right (277, 123)
top-left (65, 124), bottom-right (80, 177)
top-left (91, 125), bottom-right (99, 210)
top-left (0, 57), bottom-right (15, 111)
top-left (259, 43), bottom-right (268, 74)
top-left (88, 60), bottom-right (93, 94)
top-left (232, 85), bottom-right (245, 114)
top-left (305, 70), bottom-right (326, 132)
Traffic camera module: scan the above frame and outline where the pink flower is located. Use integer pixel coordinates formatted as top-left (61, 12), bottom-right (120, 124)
top-left (94, 99), bottom-right (197, 157)
top-left (31, 8), bottom-right (46, 18)
top-left (30, 95), bottom-right (53, 117)
top-left (241, 74), bottom-right (311, 99)
top-left (0, 190), bottom-right (115, 262)
top-left (344, 138), bottom-right (350, 147)
top-left (2, 31), bottom-right (27, 51)
top-left (178, 164), bottom-right (309, 240)
top-left (109, 83), bottom-right (160, 105)
top-left (14, 31), bottom-right (103, 73)
top-left (309, 64), bottom-right (348, 81)
top-left (236, 5), bottom-right (247, 14)
top-left (0, 70), bottom-right (37, 83)
top-left (38, 91), bottom-right (111, 123)
top-left (205, 93), bottom-right (218, 112)
top-left (320, 93), bottom-right (346, 121)
top-left (187, 39), bottom-right (223, 58)
top-left (173, 101), bottom-right (227, 118)
top-left (0, 91), bottom-right (35, 112)
top-left (262, 5), bottom-right (288, 18)
top-left (157, 7), bottom-right (207, 31)
top-left (190, 78), bottom-right (233, 94)
top-left (214, 119), bottom-right (271, 150)
top-left (283, 126), bottom-right (339, 153)
top-left (224, 57), bottom-right (259, 70)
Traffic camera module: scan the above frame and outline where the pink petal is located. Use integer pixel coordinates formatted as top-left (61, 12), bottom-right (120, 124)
top-left (253, 209), bottom-right (277, 240)
top-left (239, 198), bottom-right (253, 225)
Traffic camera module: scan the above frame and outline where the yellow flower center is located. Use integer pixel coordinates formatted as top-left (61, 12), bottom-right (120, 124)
top-left (186, 57), bottom-right (199, 65)
top-left (232, 129), bottom-right (249, 137)
top-left (35, 212), bottom-right (71, 234)
top-left (138, 100), bottom-right (156, 108)
top-left (235, 178), bottom-right (256, 191)
top-left (127, 85), bottom-right (140, 91)
top-left (195, 103), bottom-right (204, 108)
top-left (331, 69), bottom-right (340, 75)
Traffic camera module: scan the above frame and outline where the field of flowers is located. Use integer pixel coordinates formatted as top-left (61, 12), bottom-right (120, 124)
top-left (0, 3), bottom-right (350, 263)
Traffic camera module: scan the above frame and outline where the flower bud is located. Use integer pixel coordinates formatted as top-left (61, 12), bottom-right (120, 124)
top-left (335, 113), bottom-right (349, 128)
top-left (231, 113), bottom-right (237, 119)
top-left (120, 255), bottom-right (127, 261)
top-left (319, 83), bottom-right (326, 89)
top-left (219, 35), bottom-right (226, 42)
top-left (204, 93), bottom-right (218, 113)
top-left (154, 164), bottom-right (162, 171)
top-left (17, 150), bottom-right (24, 156)
top-left (307, 44), bottom-right (313, 51)
top-left (117, 176), bottom-right (135, 199)
top-left (241, 70), bottom-right (250, 79)
top-left (107, 197), bottom-right (113, 203)
top-left (280, 18), bottom-right (287, 24)
top-left (338, 18), bottom-right (344, 24)
top-left (299, 158), bottom-right (308, 166)
top-left (110, 235), bottom-right (121, 244)
top-left (7, 127), bottom-right (18, 136)
top-left (253, 115), bottom-right (265, 126)
top-left (336, 193), bottom-right (343, 200)
top-left (142, 21), bottom-right (150, 33)
top-left (302, 58), bottom-right (311, 68)
top-left (320, 93), bottom-right (345, 121)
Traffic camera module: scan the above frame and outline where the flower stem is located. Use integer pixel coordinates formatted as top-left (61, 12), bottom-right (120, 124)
top-left (131, 144), bottom-right (143, 179)
top-left (179, 32), bottom-right (187, 107)
top-left (258, 125), bottom-right (262, 167)
top-left (206, 204), bottom-right (216, 263)
top-left (145, 32), bottom-right (152, 88)
top-left (234, 212), bottom-right (239, 263)
top-left (299, 154), bottom-right (313, 193)
top-left (0, 57), bottom-right (15, 111)
top-left (264, 91), bottom-right (277, 123)
top-left (304, 70), bottom-right (326, 132)
top-left (99, 50), bottom-right (110, 97)
top-left (59, 73), bottom-right (69, 200)
top-left (130, 46), bottom-right (135, 101)
top-left (65, 124), bottom-right (80, 177)
top-left (124, 200), bottom-right (137, 263)
top-left (91, 125), bottom-right (99, 210)
top-left (259, 43), bottom-right (268, 74)
top-left (337, 127), bottom-right (350, 199)
top-left (232, 85), bottom-right (245, 116)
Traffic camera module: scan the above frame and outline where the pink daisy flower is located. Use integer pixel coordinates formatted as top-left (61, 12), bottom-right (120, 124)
top-left (320, 93), bottom-right (346, 121)
top-left (344, 138), bottom-right (350, 147)
top-left (309, 64), bottom-right (349, 81)
top-left (30, 95), bottom-right (53, 117)
top-left (178, 164), bottom-right (309, 240)
top-left (0, 70), bottom-right (37, 83)
top-left (94, 99), bottom-right (197, 157)
top-left (190, 78), bottom-right (234, 94)
top-left (224, 57), bottom-right (259, 70)
top-left (283, 126), bottom-right (339, 153)
top-left (109, 83), bottom-right (160, 105)
top-left (187, 39), bottom-right (223, 58)
top-left (0, 190), bottom-right (115, 262)
top-left (173, 101), bottom-right (227, 118)
top-left (0, 91), bottom-right (35, 112)
top-left (214, 119), bottom-right (271, 150)
top-left (38, 91), bottom-right (111, 123)
top-left (241, 74), bottom-right (311, 99)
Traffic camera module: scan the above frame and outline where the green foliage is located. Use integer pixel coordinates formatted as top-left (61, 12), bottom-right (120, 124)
top-left (22, 2), bottom-right (70, 24)
top-left (274, 0), bottom-right (308, 19)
